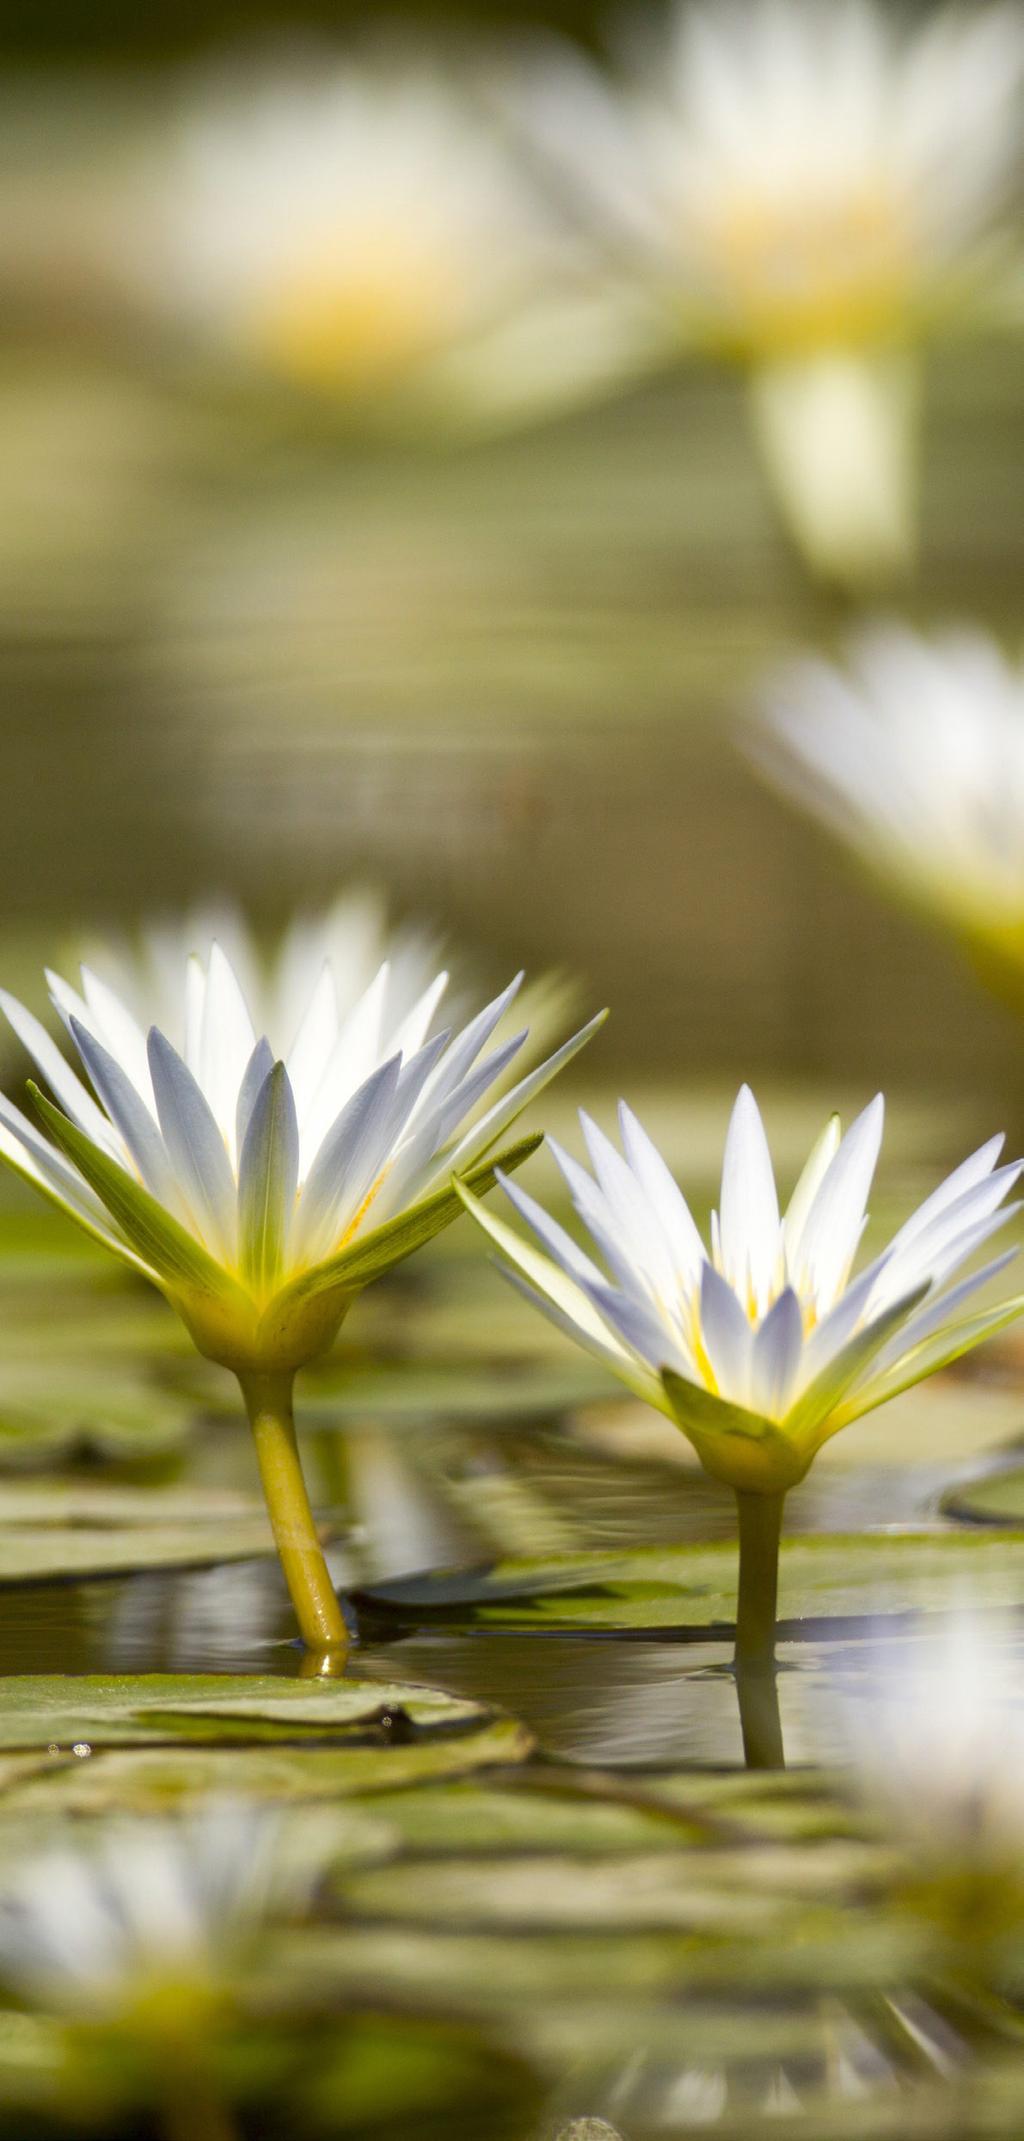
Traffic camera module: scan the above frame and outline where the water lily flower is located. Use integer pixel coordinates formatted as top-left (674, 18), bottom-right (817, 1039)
top-left (755, 622), bottom-right (1024, 1005)
top-left (113, 50), bottom-right (615, 427)
top-left (0, 1805), bottom-right (296, 2131)
top-left (0, 1806), bottom-right (286, 2021)
top-left (841, 1617), bottom-right (1024, 1970)
top-left (506, 0), bottom-right (1024, 584)
top-left (0, 923), bottom-right (602, 1650)
top-left (458, 1087), bottom-right (1023, 1684)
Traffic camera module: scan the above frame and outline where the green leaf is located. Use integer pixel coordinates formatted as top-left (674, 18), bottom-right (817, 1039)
top-left (355, 1530), bottom-right (1024, 1633)
top-left (0, 1365), bottom-right (193, 1465)
top-left (28, 1086), bottom-right (247, 1312)
top-left (0, 1481), bottom-right (284, 1582)
top-left (0, 1718), bottom-right (533, 1817)
top-left (277, 1131), bottom-right (543, 1310)
top-left (337, 1781), bottom-right (708, 1857)
top-left (0, 1672), bottom-right (512, 1751)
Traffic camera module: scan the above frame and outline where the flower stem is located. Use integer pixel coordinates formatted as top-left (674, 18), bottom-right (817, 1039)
top-left (733, 1489), bottom-right (786, 1770)
top-left (239, 1370), bottom-right (347, 1654)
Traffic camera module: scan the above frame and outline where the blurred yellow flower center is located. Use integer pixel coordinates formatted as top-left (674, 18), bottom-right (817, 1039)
top-left (706, 184), bottom-right (908, 354)
top-left (244, 233), bottom-right (460, 393)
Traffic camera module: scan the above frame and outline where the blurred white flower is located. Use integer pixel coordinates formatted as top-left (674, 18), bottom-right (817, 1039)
top-left (507, 0), bottom-right (1024, 582)
top-left (80, 892), bottom-right (440, 1069)
top-left (843, 1617), bottom-right (1024, 1877)
top-left (115, 50), bottom-right (618, 423)
top-left (460, 1084), bottom-right (1022, 1493)
top-left (76, 895), bottom-right (579, 1133)
top-left (757, 623), bottom-right (1024, 987)
top-left (0, 1805), bottom-right (286, 2018)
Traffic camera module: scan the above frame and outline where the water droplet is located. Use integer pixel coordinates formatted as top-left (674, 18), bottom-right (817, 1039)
top-left (71, 1743), bottom-right (92, 1759)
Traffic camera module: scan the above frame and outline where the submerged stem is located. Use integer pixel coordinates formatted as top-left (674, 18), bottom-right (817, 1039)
top-left (733, 1489), bottom-right (786, 1770)
top-left (239, 1370), bottom-right (347, 1654)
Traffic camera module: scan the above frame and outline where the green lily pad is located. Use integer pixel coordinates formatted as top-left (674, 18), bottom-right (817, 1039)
top-left (0, 1365), bottom-right (196, 1465)
top-left (337, 1832), bottom-right (877, 1936)
top-left (0, 1716), bottom-right (532, 1816)
top-left (0, 1482), bottom-right (285, 1582)
top-left (354, 1530), bottom-right (1024, 1634)
top-left (0, 1672), bottom-right (513, 1750)
top-left (282, 1920), bottom-right (916, 2063)
top-left (299, 1357), bottom-right (617, 1427)
top-left (943, 1464), bottom-right (1024, 1525)
top-left (340, 1779), bottom-right (709, 1856)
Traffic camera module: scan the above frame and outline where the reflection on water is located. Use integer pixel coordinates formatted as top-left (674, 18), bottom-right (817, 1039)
top-left (2, 1551), bottom-right (1014, 1775)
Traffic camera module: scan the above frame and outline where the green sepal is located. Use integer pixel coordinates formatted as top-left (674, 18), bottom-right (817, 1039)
top-left (781, 1282), bottom-right (930, 1442)
top-left (276, 1131), bottom-right (544, 1314)
top-left (832, 1291), bottom-right (1024, 1429)
top-left (28, 1085), bottom-right (247, 1312)
top-left (660, 1369), bottom-right (807, 1493)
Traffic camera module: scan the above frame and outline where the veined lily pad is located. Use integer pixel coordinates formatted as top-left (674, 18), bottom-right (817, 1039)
top-left (354, 1531), bottom-right (1024, 1634)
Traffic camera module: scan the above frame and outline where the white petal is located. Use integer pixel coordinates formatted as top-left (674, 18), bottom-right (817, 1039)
top-left (617, 1101), bottom-right (706, 1280)
top-left (300, 961), bottom-right (390, 1165)
top-left (425, 1010), bottom-right (607, 1188)
top-left (579, 1274), bottom-right (691, 1377)
top-left (867, 1247), bottom-right (1019, 1383)
top-left (148, 1028), bottom-right (237, 1262)
top-left (384, 970), bottom-right (450, 1064)
top-left (699, 1264), bottom-right (753, 1406)
top-left (296, 1054), bottom-right (402, 1261)
top-left (198, 944), bottom-right (257, 1156)
top-left (881, 1134), bottom-right (1006, 1264)
top-left (0, 991), bottom-right (121, 1158)
top-left (548, 1136), bottom-right (671, 1309)
top-left (284, 963), bottom-right (338, 1131)
top-left (578, 1111), bottom-right (681, 1301)
top-left (498, 1168), bottom-right (611, 1293)
top-left (406, 974), bottom-right (522, 1125)
top-left (500, 1267), bottom-right (664, 1407)
top-left (797, 1257), bottom-right (892, 1389)
top-left (237, 1062), bottom-right (300, 1294)
top-left (235, 1037), bottom-right (275, 1158)
top-left (782, 1112), bottom-right (841, 1264)
top-left (875, 1164), bottom-right (1022, 1304)
top-left (795, 1094), bottom-right (885, 1310)
top-left (79, 966), bottom-right (152, 1104)
top-left (718, 1085), bottom-right (781, 1312)
top-left (750, 1287), bottom-right (804, 1418)
top-left (69, 1019), bottom-right (180, 1212)
top-left (459, 1175), bottom-right (627, 1356)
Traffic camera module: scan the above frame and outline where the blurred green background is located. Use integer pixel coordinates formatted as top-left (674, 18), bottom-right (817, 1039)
top-left (1, 1), bottom-right (1022, 1115)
